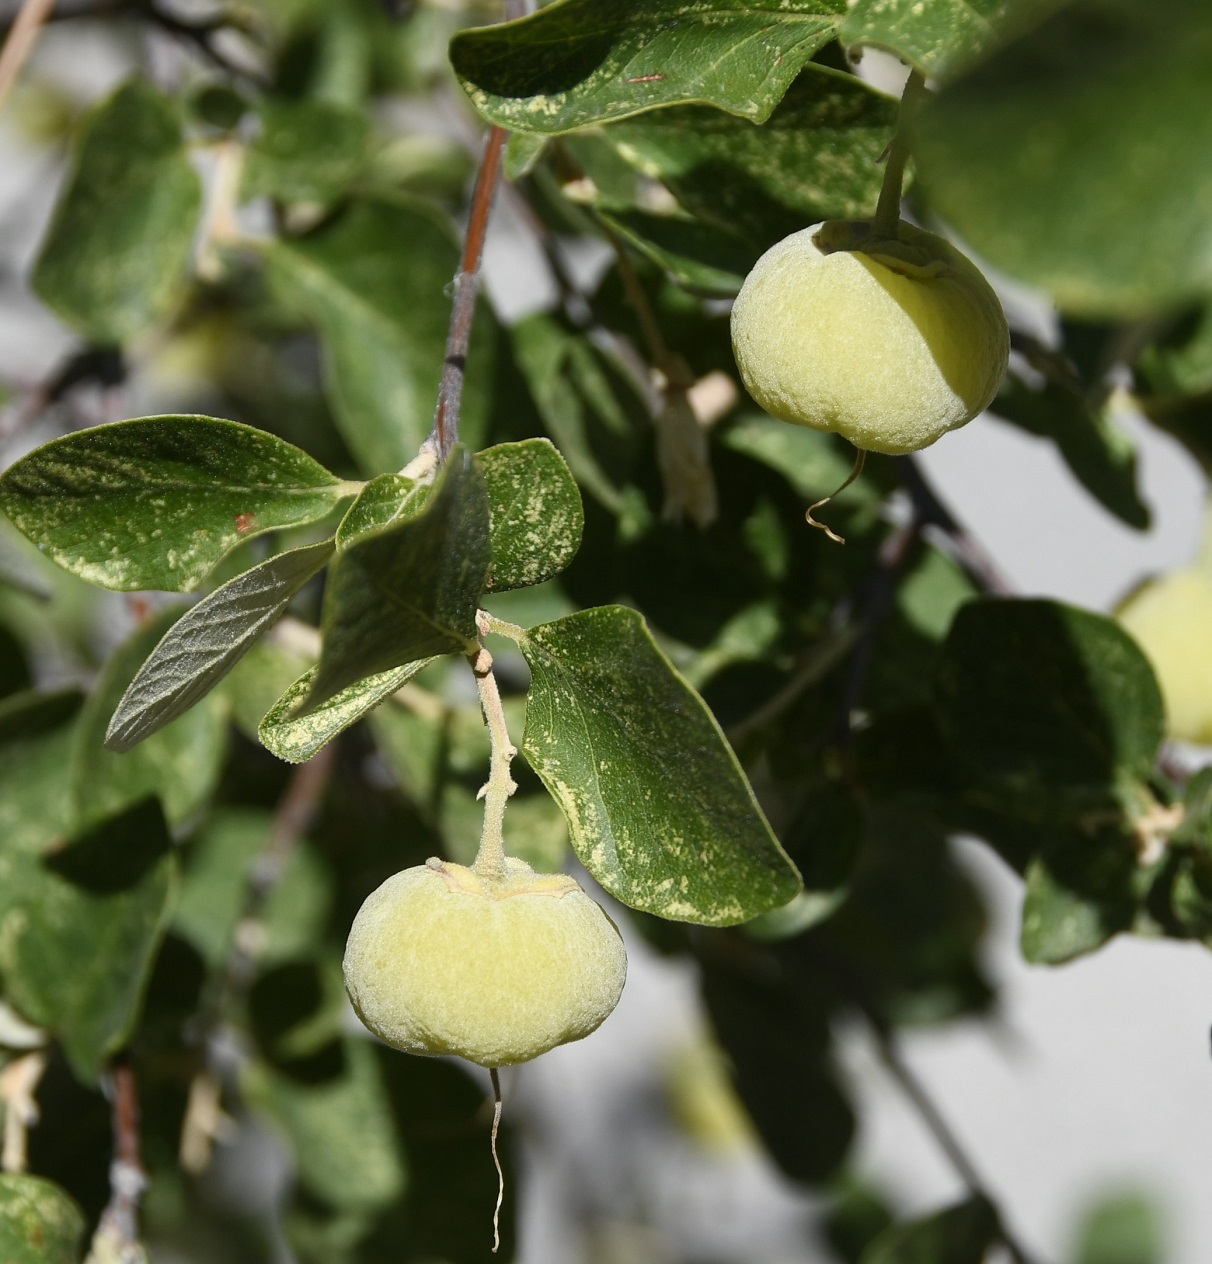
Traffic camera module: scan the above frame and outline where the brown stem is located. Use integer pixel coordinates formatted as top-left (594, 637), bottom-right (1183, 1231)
top-left (430, 124), bottom-right (508, 462)
top-left (92, 1052), bottom-right (148, 1256)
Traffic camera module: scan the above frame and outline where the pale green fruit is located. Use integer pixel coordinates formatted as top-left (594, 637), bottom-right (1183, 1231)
top-left (730, 219), bottom-right (1010, 455)
top-left (343, 857), bottom-right (627, 1067)
top-left (1117, 568), bottom-right (1212, 744)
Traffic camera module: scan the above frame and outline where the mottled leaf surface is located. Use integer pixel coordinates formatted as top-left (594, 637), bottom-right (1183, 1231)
top-left (842, 0), bottom-right (1016, 80)
top-left (0, 416), bottom-right (347, 592)
top-left (106, 540), bottom-right (334, 752)
top-left (72, 613), bottom-right (229, 829)
top-left (32, 79), bottom-right (201, 343)
top-left (452, 0), bottom-right (847, 133)
top-left (265, 200), bottom-right (493, 475)
top-left (304, 451), bottom-right (489, 710)
top-left (0, 1175), bottom-right (85, 1264)
top-left (0, 799), bottom-right (176, 1083)
top-left (337, 473), bottom-right (423, 547)
top-left (259, 658), bottom-right (431, 763)
top-left (915, 0), bottom-right (1212, 315)
top-left (515, 606), bottom-right (801, 924)
top-left (477, 439), bottom-right (583, 592)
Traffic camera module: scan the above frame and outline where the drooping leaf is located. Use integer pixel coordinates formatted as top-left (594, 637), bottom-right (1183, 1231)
top-left (914, 0), bottom-right (1212, 316)
top-left (264, 199), bottom-right (494, 475)
top-left (859, 1196), bottom-right (999, 1264)
top-left (72, 612), bottom-right (229, 830)
top-left (0, 1174), bottom-right (86, 1264)
top-left (31, 79), bottom-right (202, 343)
top-left (106, 539), bottom-right (335, 752)
top-left (303, 450), bottom-right (490, 710)
top-left (477, 439), bottom-right (583, 592)
top-left (0, 798), bottom-right (176, 1083)
top-left (242, 99), bottom-right (370, 204)
top-left (934, 599), bottom-right (1164, 825)
top-left (259, 659), bottom-right (431, 763)
top-left (451, 0), bottom-right (847, 133)
top-left (0, 416), bottom-right (349, 592)
top-left (602, 68), bottom-right (898, 254)
top-left (512, 605), bottom-right (801, 924)
top-left (842, 0), bottom-right (1021, 81)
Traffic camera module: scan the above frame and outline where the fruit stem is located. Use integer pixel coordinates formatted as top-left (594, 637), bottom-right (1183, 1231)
top-left (806, 447), bottom-right (866, 544)
top-left (872, 69), bottom-right (929, 241)
top-left (489, 1067), bottom-right (504, 1254)
top-left (469, 611), bottom-right (517, 882)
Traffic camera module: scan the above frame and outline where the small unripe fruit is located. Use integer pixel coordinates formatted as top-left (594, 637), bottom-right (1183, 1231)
top-left (730, 220), bottom-right (1010, 455)
top-left (343, 857), bottom-right (627, 1067)
top-left (1117, 568), bottom-right (1212, 745)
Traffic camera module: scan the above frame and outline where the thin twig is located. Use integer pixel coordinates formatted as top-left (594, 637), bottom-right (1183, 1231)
top-left (1, 1050), bottom-right (47, 1172)
top-left (468, 610), bottom-right (517, 881)
top-left (89, 1052), bottom-right (149, 1262)
top-left (0, 0), bottom-right (55, 113)
top-left (430, 124), bottom-right (508, 461)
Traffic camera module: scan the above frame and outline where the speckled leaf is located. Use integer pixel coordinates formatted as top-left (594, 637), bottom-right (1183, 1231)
top-left (105, 540), bottom-right (335, 752)
top-left (31, 80), bottom-right (202, 344)
top-left (337, 474), bottom-right (424, 547)
top-left (242, 99), bottom-right (370, 204)
top-left (0, 798), bottom-right (176, 1084)
top-left (259, 658), bottom-right (431, 763)
top-left (244, 1037), bottom-right (406, 1214)
top-left (264, 200), bottom-right (494, 475)
top-left (451, 0), bottom-right (847, 133)
top-left (72, 613), bottom-right (229, 829)
top-left (0, 416), bottom-right (348, 593)
top-left (0, 1175), bottom-right (86, 1264)
top-left (842, 0), bottom-right (1017, 80)
top-left (934, 600), bottom-right (1164, 825)
top-left (914, 0), bottom-right (1212, 315)
top-left (602, 69), bottom-right (898, 252)
top-left (303, 451), bottom-right (489, 710)
top-left (514, 606), bottom-right (801, 924)
top-left (477, 439), bottom-right (583, 592)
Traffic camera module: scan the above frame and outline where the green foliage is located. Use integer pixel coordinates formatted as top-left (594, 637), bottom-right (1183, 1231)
top-left (0, 1174), bottom-right (85, 1264)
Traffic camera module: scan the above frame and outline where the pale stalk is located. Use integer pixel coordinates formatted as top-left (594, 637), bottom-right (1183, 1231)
top-left (469, 610), bottom-right (517, 882)
top-left (872, 69), bottom-right (928, 240)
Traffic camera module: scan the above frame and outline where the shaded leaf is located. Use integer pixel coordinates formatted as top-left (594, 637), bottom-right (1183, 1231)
top-left (915, 0), bottom-right (1212, 315)
top-left (243, 99), bottom-right (370, 204)
top-left (597, 208), bottom-right (754, 296)
top-left (0, 1174), bottom-right (85, 1264)
top-left (477, 439), bottom-right (583, 592)
top-left (304, 450), bottom-right (489, 710)
top-left (264, 199), bottom-right (494, 475)
top-left (0, 416), bottom-right (348, 593)
top-left (842, 0), bottom-right (1020, 80)
top-left (0, 798), bottom-right (176, 1083)
top-left (514, 605), bottom-right (801, 924)
top-left (32, 79), bottom-right (202, 343)
top-left (259, 659), bottom-right (431, 764)
top-left (72, 612), bottom-right (229, 829)
top-left (106, 539), bottom-right (334, 752)
top-left (859, 1196), bottom-right (998, 1264)
top-left (452, 0), bottom-right (846, 133)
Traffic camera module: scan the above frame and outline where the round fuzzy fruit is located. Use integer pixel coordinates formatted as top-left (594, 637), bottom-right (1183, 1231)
top-left (1117, 568), bottom-right (1212, 745)
top-left (343, 857), bottom-right (627, 1067)
top-left (730, 219), bottom-right (1009, 455)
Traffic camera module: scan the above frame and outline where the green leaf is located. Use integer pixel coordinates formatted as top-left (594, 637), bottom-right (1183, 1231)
top-left (264, 199), bottom-right (494, 475)
top-left (602, 68), bottom-right (898, 252)
top-left (514, 605), bottom-right (801, 924)
top-left (0, 798), bottom-right (176, 1083)
top-left (242, 99), bottom-right (370, 204)
top-left (259, 659), bottom-right (431, 763)
top-left (106, 539), bottom-right (335, 752)
top-left (304, 450), bottom-right (490, 710)
top-left (992, 377), bottom-right (1149, 529)
top-left (1075, 1192), bottom-right (1165, 1264)
top-left (336, 473), bottom-right (423, 546)
top-left (842, 0), bottom-right (1019, 81)
top-left (451, 0), bottom-right (847, 133)
top-left (72, 613), bottom-right (229, 830)
top-left (245, 1036), bottom-right (406, 1214)
top-left (0, 416), bottom-right (349, 593)
top-left (859, 1197), bottom-right (998, 1264)
top-left (31, 79), bottom-right (202, 343)
top-left (597, 208), bottom-right (754, 296)
top-left (934, 599), bottom-right (1164, 824)
top-left (0, 1175), bottom-right (85, 1264)
top-left (477, 439), bottom-right (583, 592)
top-left (914, 0), bottom-right (1212, 316)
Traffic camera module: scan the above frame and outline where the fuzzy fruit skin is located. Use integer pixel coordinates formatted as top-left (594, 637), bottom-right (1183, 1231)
top-left (343, 857), bottom-right (627, 1067)
top-left (1117, 569), bottom-right (1212, 745)
top-left (730, 220), bottom-right (1010, 455)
